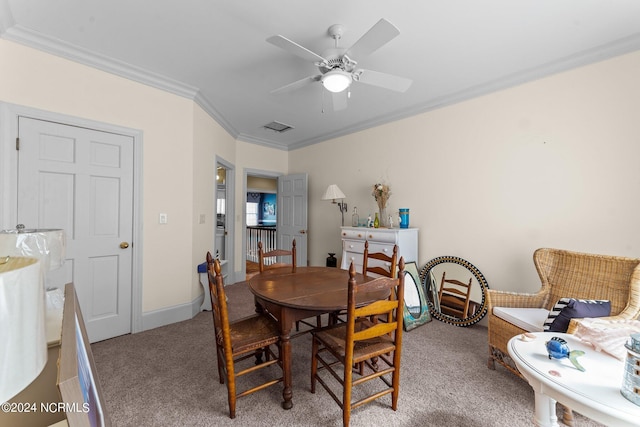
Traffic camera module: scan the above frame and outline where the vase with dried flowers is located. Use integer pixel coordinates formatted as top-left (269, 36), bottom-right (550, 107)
top-left (372, 183), bottom-right (391, 227)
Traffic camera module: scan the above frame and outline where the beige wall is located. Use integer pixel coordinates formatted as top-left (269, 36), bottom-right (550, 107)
top-left (291, 50), bottom-right (640, 294)
top-left (0, 39), bottom-right (195, 312)
top-left (2, 37), bottom-right (639, 327)
top-left (0, 40), bottom-right (285, 318)
top-left (234, 141), bottom-right (288, 271)
top-left (191, 103), bottom-right (237, 302)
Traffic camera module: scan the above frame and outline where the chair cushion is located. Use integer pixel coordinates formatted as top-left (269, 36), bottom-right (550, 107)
top-left (543, 298), bottom-right (611, 333)
top-left (492, 307), bottom-right (550, 332)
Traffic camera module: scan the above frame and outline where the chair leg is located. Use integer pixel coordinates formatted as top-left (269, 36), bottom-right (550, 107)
top-left (343, 362), bottom-right (353, 427)
top-left (254, 348), bottom-right (264, 365)
top-left (227, 372), bottom-right (237, 419)
top-left (488, 357), bottom-right (495, 369)
top-left (216, 350), bottom-right (225, 384)
top-left (370, 356), bottom-right (379, 371)
top-left (488, 346), bottom-right (496, 369)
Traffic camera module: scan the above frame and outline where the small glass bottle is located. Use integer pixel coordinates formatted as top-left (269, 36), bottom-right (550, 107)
top-left (373, 212), bottom-right (380, 228)
top-left (351, 207), bottom-right (359, 227)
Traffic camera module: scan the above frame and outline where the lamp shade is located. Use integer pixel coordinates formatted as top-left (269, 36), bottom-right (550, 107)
top-left (0, 256), bottom-right (47, 403)
top-left (321, 70), bottom-right (352, 93)
top-left (322, 184), bottom-right (346, 201)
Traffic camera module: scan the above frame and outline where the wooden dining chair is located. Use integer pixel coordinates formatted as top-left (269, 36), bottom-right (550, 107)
top-left (258, 239), bottom-right (321, 332)
top-left (205, 251), bottom-right (283, 419)
top-left (362, 240), bottom-right (398, 278)
top-left (258, 239), bottom-right (296, 273)
top-left (311, 259), bottom-right (405, 427)
top-left (331, 241), bottom-right (399, 326)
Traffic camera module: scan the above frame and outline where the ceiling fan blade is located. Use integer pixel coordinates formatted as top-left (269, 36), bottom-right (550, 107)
top-left (356, 69), bottom-right (412, 92)
top-left (266, 35), bottom-right (327, 63)
top-left (344, 18), bottom-right (400, 59)
top-left (270, 75), bottom-right (321, 94)
top-left (331, 91), bottom-right (348, 111)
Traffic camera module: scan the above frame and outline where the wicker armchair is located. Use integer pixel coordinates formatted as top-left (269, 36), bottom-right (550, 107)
top-left (488, 247), bottom-right (640, 376)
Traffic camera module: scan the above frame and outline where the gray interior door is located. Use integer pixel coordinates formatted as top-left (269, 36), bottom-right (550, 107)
top-left (18, 116), bottom-right (134, 342)
top-left (277, 173), bottom-right (308, 266)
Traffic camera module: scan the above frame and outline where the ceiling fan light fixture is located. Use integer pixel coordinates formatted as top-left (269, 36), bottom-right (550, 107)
top-left (321, 70), bottom-right (352, 93)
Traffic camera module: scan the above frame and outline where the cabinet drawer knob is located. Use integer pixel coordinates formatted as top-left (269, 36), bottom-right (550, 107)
top-left (383, 248), bottom-right (388, 252)
top-left (349, 244), bottom-right (354, 249)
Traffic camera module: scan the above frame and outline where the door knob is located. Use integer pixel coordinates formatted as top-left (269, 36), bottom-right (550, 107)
top-left (120, 242), bottom-right (130, 249)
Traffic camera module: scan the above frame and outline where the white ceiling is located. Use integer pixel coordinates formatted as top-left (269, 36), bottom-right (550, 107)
top-left (2, 1), bottom-right (640, 151)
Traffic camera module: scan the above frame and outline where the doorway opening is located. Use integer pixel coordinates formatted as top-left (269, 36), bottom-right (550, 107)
top-left (245, 175), bottom-right (278, 278)
top-left (243, 170), bottom-right (280, 279)
top-left (215, 158), bottom-right (234, 283)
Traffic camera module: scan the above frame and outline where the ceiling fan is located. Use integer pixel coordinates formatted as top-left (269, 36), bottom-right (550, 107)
top-left (267, 18), bottom-right (412, 110)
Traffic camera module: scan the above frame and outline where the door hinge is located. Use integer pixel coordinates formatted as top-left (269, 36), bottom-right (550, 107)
top-left (15, 137), bottom-right (20, 151)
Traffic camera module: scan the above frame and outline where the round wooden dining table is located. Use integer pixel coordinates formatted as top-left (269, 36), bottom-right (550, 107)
top-left (248, 266), bottom-right (386, 410)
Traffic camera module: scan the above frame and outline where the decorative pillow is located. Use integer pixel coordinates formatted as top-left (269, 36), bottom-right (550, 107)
top-left (543, 298), bottom-right (611, 333)
top-left (543, 298), bottom-right (571, 331)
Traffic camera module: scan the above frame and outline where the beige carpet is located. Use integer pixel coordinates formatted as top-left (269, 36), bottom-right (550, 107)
top-left (91, 281), bottom-right (605, 427)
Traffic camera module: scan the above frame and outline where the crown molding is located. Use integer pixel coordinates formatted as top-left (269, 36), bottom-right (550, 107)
top-left (192, 92), bottom-right (239, 140)
top-left (0, 0), bottom-right (14, 34)
top-left (1, 24), bottom-right (200, 100)
top-left (0, 23), bottom-right (250, 144)
top-left (235, 133), bottom-right (289, 151)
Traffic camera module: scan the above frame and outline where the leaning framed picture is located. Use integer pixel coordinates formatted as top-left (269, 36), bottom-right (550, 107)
top-left (58, 283), bottom-right (111, 427)
top-left (402, 261), bottom-right (432, 331)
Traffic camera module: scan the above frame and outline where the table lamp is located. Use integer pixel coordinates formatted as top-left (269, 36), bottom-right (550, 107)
top-left (322, 184), bottom-right (347, 226)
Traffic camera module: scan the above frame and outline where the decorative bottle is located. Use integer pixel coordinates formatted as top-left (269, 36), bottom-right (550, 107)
top-left (373, 212), bottom-right (380, 228)
top-left (351, 207), bottom-right (359, 227)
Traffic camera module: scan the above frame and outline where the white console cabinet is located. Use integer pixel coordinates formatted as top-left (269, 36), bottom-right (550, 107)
top-left (340, 227), bottom-right (418, 273)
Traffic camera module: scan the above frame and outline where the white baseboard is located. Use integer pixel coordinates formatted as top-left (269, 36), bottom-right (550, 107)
top-left (140, 270), bottom-right (249, 333)
top-left (141, 295), bottom-right (205, 332)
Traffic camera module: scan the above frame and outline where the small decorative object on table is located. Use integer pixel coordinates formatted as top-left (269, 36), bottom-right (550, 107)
top-left (621, 332), bottom-right (640, 406)
top-left (372, 183), bottom-right (391, 227)
top-left (326, 253), bottom-right (337, 268)
top-left (545, 336), bottom-right (586, 371)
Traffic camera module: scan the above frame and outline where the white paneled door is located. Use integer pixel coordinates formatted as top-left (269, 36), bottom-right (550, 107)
top-left (17, 117), bottom-right (133, 343)
top-left (277, 173), bottom-right (308, 266)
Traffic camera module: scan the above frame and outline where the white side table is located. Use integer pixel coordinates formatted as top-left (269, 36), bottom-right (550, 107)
top-left (508, 332), bottom-right (640, 427)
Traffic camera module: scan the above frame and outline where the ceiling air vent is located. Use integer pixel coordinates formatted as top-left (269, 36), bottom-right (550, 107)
top-left (263, 121), bottom-right (294, 133)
